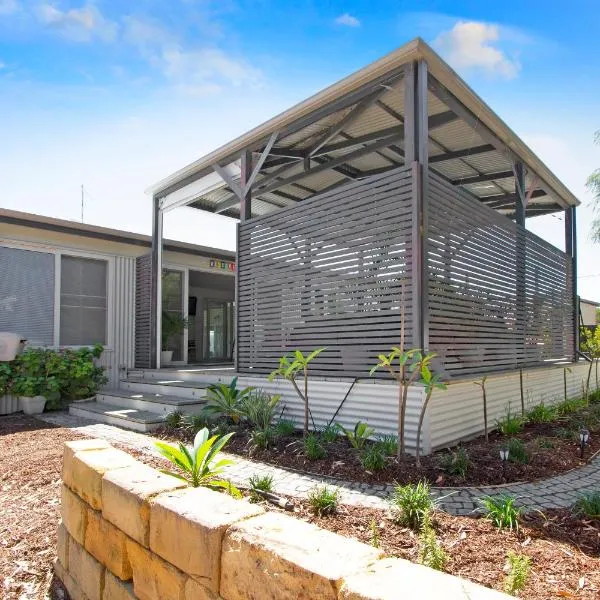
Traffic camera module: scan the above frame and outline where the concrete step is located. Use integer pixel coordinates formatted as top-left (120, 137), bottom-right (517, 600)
top-left (96, 389), bottom-right (206, 416)
top-left (69, 400), bottom-right (166, 433)
top-left (126, 367), bottom-right (236, 386)
top-left (120, 377), bottom-right (209, 401)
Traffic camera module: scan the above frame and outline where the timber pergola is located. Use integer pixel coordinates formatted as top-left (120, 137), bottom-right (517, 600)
top-left (147, 38), bottom-right (579, 373)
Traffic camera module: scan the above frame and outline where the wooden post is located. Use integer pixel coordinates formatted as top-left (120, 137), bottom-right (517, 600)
top-left (240, 150), bottom-right (253, 222)
top-left (565, 207), bottom-right (578, 358)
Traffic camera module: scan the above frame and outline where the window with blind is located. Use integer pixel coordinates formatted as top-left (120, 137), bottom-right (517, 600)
top-left (0, 246), bottom-right (55, 345)
top-left (60, 256), bottom-right (108, 345)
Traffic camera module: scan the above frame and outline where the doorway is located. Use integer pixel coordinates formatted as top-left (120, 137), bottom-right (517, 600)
top-left (203, 299), bottom-right (234, 362)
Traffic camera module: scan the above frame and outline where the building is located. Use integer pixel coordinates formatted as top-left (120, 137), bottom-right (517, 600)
top-left (0, 208), bottom-right (234, 387)
top-left (581, 298), bottom-right (599, 333)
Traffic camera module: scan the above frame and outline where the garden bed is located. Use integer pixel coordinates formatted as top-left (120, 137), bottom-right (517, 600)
top-left (157, 395), bottom-right (600, 487)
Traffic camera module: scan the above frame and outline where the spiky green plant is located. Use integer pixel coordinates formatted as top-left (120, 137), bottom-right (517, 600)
top-left (573, 491), bottom-right (600, 519)
top-left (440, 447), bottom-right (471, 477)
top-left (504, 551), bottom-right (531, 595)
top-left (239, 390), bottom-right (281, 430)
top-left (164, 409), bottom-right (184, 429)
top-left (507, 438), bottom-right (529, 464)
top-left (496, 405), bottom-right (525, 435)
top-left (304, 433), bottom-right (327, 460)
top-left (249, 427), bottom-right (275, 450)
top-left (203, 377), bottom-right (254, 423)
top-left (479, 494), bottom-right (521, 531)
top-left (361, 444), bottom-right (386, 472)
top-left (154, 428), bottom-right (240, 496)
top-left (389, 481), bottom-right (435, 530)
top-left (377, 434), bottom-right (398, 457)
top-left (526, 402), bottom-right (557, 424)
top-left (307, 485), bottom-right (339, 516)
top-left (320, 424), bottom-right (339, 444)
top-left (337, 421), bottom-right (375, 450)
top-left (275, 419), bottom-right (296, 437)
top-left (248, 473), bottom-right (274, 502)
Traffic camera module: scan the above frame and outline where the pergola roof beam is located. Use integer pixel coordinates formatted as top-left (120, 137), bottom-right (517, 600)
top-left (211, 163), bottom-right (243, 200)
top-left (244, 132), bottom-right (279, 192)
top-left (452, 170), bottom-right (514, 185)
top-left (429, 144), bottom-right (495, 163)
top-left (483, 189), bottom-right (547, 209)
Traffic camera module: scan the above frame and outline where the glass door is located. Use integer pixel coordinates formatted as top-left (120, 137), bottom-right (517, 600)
top-left (161, 269), bottom-right (184, 362)
top-left (203, 299), bottom-right (234, 362)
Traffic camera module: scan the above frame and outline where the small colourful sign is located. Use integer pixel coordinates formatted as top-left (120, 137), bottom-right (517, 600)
top-left (210, 259), bottom-right (236, 272)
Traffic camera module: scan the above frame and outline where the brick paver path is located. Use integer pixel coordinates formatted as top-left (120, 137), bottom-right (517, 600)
top-left (39, 412), bottom-right (600, 515)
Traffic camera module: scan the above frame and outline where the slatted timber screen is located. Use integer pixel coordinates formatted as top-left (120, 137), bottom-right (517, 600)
top-left (427, 171), bottom-right (573, 378)
top-left (134, 253), bottom-right (152, 368)
top-left (237, 166), bottom-right (414, 377)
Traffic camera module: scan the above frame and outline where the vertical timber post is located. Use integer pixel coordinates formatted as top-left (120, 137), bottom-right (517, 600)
top-left (514, 161), bottom-right (526, 367)
top-left (405, 60), bottom-right (429, 353)
top-left (565, 206), bottom-right (578, 358)
top-left (236, 150), bottom-right (253, 371)
top-left (150, 195), bottom-right (163, 369)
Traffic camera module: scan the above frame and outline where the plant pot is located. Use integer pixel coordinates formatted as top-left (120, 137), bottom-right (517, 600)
top-left (19, 395), bottom-right (47, 415)
top-left (0, 394), bottom-right (20, 415)
top-left (161, 350), bottom-right (174, 365)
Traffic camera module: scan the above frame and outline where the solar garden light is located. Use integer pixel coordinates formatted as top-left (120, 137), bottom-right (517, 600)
top-left (500, 447), bottom-right (509, 478)
top-left (579, 428), bottom-right (590, 458)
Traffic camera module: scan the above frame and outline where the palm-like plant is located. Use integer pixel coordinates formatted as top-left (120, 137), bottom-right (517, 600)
top-left (154, 428), bottom-right (240, 496)
top-left (337, 421), bottom-right (375, 449)
top-left (203, 377), bottom-right (253, 423)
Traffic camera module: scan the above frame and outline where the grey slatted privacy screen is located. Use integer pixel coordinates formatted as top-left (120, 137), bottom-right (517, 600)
top-left (0, 246), bottom-right (55, 345)
top-left (135, 254), bottom-right (152, 368)
top-left (428, 171), bottom-right (573, 377)
top-left (237, 166), bottom-right (414, 377)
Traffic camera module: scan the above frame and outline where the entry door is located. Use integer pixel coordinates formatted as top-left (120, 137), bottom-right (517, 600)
top-left (203, 300), bottom-right (233, 362)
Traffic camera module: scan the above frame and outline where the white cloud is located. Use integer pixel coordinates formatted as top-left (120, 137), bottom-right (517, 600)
top-left (0, 60), bottom-right (5, 69)
top-left (433, 20), bottom-right (520, 79)
top-left (0, 0), bottom-right (19, 16)
top-left (35, 3), bottom-right (117, 42)
top-left (335, 13), bottom-right (360, 27)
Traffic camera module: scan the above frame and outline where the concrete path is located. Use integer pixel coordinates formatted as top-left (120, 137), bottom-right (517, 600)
top-left (38, 412), bottom-right (600, 516)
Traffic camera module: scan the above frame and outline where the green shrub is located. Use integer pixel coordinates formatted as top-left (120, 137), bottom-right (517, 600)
top-left (418, 512), bottom-right (448, 571)
top-left (440, 447), bottom-right (470, 477)
top-left (337, 421), bottom-right (375, 449)
top-left (535, 437), bottom-right (555, 449)
top-left (154, 428), bottom-right (240, 496)
top-left (165, 409), bottom-right (185, 429)
top-left (573, 491), bottom-right (600, 519)
top-left (320, 424), bottom-right (339, 444)
top-left (307, 485), bottom-right (339, 516)
top-left (304, 433), bottom-right (327, 460)
top-left (553, 426), bottom-right (577, 440)
top-left (496, 406), bottom-right (524, 435)
top-left (556, 397), bottom-right (586, 416)
top-left (504, 551), bottom-right (532, 595)
top-left (239, 390), bottom-right (281, 430)
top-left (389, 481), bottom-right (435, 530)
top-left (479, 494), bottom-right (521, 531)
top-left (248, 473), bottom-right (274, 502)
top-left (361, 444), bottom-right (386, 472)
top-left (507, 438), bottom-right (528, 464)
top-left (185, 413), bottom-right (213, 434)
top-left (377, 434), bottom-right (398, 457)
top-left (527, 402), bottom-right (557, 424)
top-left (204, 377), bottom-right (253, 423)
top-left (275, 419), bottom-right (296, 437)
top-left (249, 427), bottom-right (275, 450)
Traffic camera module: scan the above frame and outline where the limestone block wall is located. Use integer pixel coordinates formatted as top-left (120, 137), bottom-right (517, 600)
top-left (56, 439), bottom-right (511, 600)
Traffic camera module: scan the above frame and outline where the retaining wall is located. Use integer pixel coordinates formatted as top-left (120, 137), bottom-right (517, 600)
top-left (56, 439), bottom-right (511, 599)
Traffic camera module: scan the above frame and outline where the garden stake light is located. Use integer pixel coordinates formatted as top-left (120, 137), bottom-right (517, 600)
top-left (500, 447), bottom-right (509, 479)
top-left (579, 429), bottom-right (590, 459)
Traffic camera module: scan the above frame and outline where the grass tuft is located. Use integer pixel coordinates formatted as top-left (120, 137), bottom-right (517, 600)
top-left (573, 491), bottom-right (600, 519)
top-left (507, 438), bottom-right (529, 464)
top-left (503, 551), bottom-right (532, 595)
top-left (479, 494), bottom-right (521, 531)
top-left (164, 409), bottom-right (184, 429)
top-left (389, 481), bottom-right (435, 530)
top-left (496, 405), bottom-right (524, 436)
top-left (377, 434), bottom-right (398, 457)
top-left (275, 419), bottom-right (296, 437)
top-left (248, 473), bottom-right (274, 502)
top-left (360, 444), bottom-right (386, 472)
top-left (440, 447), bottom-right (470, 477)
top-left (526, 402), bottom-right (557, 424)
top-left (304, 433), bottom-right (327, 460)
top-left (307, 485), bottom-right (339, 516)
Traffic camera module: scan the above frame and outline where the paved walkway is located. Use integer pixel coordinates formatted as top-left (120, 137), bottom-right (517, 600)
top-left (38, 412), bottom-right (600, 516)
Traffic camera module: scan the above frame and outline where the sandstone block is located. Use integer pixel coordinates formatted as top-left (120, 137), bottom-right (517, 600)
top-left (57, 522), bottom-right (70, 569)
top-left (68, 539), bottom-right (105, 600)
top-left (338, 557), bottom-right (512, 599)
top-left (220, 512), bottom-right (382, 600)
top-left (54, 557), bottom-right (89, 600)
top-left (62, 485), bottom-right (88, 545)
top-left (69, 448), bottom-right (137, 510)
top-left (63, 439), bottom-right (111, 490)
top-left (150, 487), bottom-right (263, 591)
top-left (126, 539), bottom-right (187, 600)
top-left (103, 570), bottom-right (136, 600)
top-left (102, 464), bottom-right (187, 546)
top-left (85, 508), bottom-right (132, 580)
top-left (185, 576), bottom-right (222, 600)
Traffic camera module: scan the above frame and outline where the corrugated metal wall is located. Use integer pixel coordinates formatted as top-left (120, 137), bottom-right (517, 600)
top-left (428, 362), bottom-right (599, 450)
top-left (135, 254), bottom-right (152, 368)
top-left (237, 166), bottom-right (414, 378)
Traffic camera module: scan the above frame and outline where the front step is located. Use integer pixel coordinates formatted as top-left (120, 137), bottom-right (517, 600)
top-left (120, 377), bottom-right (209, 401)
top-left (69, 400), bottom-right (165, 433)
top-left (96, 389), bottom-right (206, 416)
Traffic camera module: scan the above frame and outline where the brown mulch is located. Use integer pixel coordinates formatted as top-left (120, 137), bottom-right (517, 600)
top-left (158, 402), bottom-right (600, 487)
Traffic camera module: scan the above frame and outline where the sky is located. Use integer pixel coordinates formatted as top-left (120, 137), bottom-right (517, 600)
top-left (0, 0), bottom-right (599, 298)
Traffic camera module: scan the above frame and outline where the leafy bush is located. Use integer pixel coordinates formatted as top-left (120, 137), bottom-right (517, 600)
top-left (249, 427), bottom-right (275, 450)
top-left (377, 434), bottom-right (398, 457)
top-left (507, 438), bottom-right (529, 464)
top-left (164, 409), bottom-right (185, 429)
top-left (389, 481), bottom-right (435, 530)
top-left (248, 473), bottom-right (274, 502)
top-left (320, 424), bottom-right (339, 444)
top-left (496, 406), bottom-right (524, 435)
top-left (307, 485), bottom-right (339, 516)
top-left (275, 419), bottom-right (296, 437)
top-left (556, 397), bottom-right (586, 416)
top-left (573, 491), bottom-right (600, 519)
top-left (184, 413), bottom-right (213, 435)
top-left (479, 494), bottom-right (521, 531)
top-left (440, 447), bottom-right (470, 477)
top-left (203, 377), bottom-right (253, 423)
top-left (418, 512), bottom-right (448, 571)
top-left (504, 551), bottom-right (532, 595)
top-left (154, 428), bottom-right (240, 496)
top-left (527, 402), bottom-right (557, 424)
top-left (337, 421), bottom-right (375, 449)
top-left (240, 390), bottom-right (281, 430)
top-left (304, 433), bottom-right (327, 460)
top-left (361, 444), bottom-right (386, 472)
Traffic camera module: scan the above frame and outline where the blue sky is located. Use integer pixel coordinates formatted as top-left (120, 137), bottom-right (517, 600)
top-left (1, 0), bottom-right (599, 297)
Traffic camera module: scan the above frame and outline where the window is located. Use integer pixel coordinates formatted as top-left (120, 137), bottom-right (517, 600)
top-left (60, 256), bottom-right (108, 345)
top-left (0, 246), bottom-right (55, 345)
